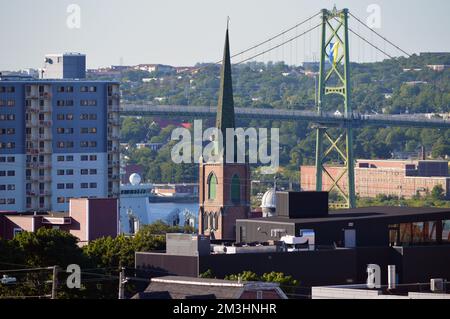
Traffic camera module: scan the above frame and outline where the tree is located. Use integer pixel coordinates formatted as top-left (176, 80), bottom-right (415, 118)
top-left (430, 184), bottom-right (445, 201)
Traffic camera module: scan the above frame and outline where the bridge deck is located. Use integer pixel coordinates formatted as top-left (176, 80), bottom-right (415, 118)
top-left (121, 104), bottom-right (450, 129)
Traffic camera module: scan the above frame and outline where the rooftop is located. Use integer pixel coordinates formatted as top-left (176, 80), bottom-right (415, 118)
top-left (132, 275), bottom-right (283, 299)
top-left (241, 206), bottom-right (450, 224)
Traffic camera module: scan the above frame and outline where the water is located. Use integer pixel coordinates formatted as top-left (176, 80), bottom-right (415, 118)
top-left (148, 202), bottom-right (199, 225)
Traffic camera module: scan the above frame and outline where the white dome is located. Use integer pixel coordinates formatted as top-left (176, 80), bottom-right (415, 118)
top-left (261, 188), bottom-right (276, 217)
top-left (129, 173), bottom-right (142, 185)
top-left (261, 188), bottom-right (276, 208)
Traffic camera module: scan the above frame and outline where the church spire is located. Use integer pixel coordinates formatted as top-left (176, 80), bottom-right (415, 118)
top-left (215, 27), bottom-right (235, 136)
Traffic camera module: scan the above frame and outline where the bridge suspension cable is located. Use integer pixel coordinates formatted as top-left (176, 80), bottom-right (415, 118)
top-left (235, 23), bottom-right (322, 65)
top-left (349, 12), bottom-right (412, 58)
top-left (225, 11), bottom-right (321, 62)
top-left (348, 26), bottom-right (394, 59)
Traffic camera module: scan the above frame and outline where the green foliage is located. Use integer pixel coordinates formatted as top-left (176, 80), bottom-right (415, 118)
top-left (0, 221), bottom-right (195, 299)
top-left (225, 270), bottom-right (299, 293)
top-left (431, 185), bottom-right (445, 201)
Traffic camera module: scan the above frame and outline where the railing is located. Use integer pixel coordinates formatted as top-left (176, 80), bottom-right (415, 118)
top-left (121, 104), bottom-right (450, 128)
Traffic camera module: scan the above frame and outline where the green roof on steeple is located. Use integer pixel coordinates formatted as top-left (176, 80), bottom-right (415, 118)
top-left (215, 28), bottom-right (235, 135)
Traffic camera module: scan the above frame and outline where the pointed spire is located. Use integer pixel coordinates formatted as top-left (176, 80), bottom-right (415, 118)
top-left (216, 27), bottom-right (235, 136)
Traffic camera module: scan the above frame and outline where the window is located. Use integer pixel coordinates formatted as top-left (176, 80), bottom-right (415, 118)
top-left (7, 128), bottom-right (14, 135)
top-left (89, 86), bottom-right (97, 92)
top-left (6, 87), bottom-right (15, 93)
top-left (65, 100), bottom-right (74, 106)
top-left (57, 169), bottom-right (64, 176)
top-left (66, 183), bottom-right (74, 189)
top-left (7, 198), bottom-right (15, 204)
top-left (57, 114), bottom-right (65, 120)
top-left (57, 128), bottom-right (65, 134)
top-left (56, 100), bottom-right (65, 106)
top-left (57, 156), bottom-right (64, 162)
top-left (66, 155), bottom-right (74, 161)
top-left (207, 173), bottom-right (217, 200)
top-left (89, 114), bottom-right (97, 120)
top-left (57, 86), bottom-right (65, 93)
top-left (57, 183), bottom-right (65, 189)
top-left (89, 183), bottom-right (97, 189)
top-left (80, 141), bottom-right (89, 148)
top-left (0, 185), bottom-right (5, 190)
top-left (90, 155), bottom-right (97, 161)
top-left (0, 171), bottom-right (5, 176)
top-left (66, 114), bottom-right (73, 120)
top-left (13, 228), bottom-right (23, 237)
top-left (67, 86), bottom-right (74, 92)
top-left (81, 183), bottom-right (88, 189)
top-left (7, 184), bottom-right (15, 191)
top-left (7, 171), bottom-right (15, 177)
top-left (7, 100), bottom-right (15, 107)
top-left (80, 114), bottom-right (89, 120)
top-left (81, 128), bottom-right (89, 134)
top-left (57, 197), bottom-right (65, 203)
top-left (81, 169), bottom-right (88, 175)
top-left (80, 86), bottom-right (88, 92)
top-left (90, 169), bottom-right (97, 175)
top-left (7, 157), bottom-right (14, 163)
top-left (66, 169), bottom-right (74, 175)
top-left (231, 174), bottom-right (241, 204)
top-left (81, 155), bottom-right (88, 161)
top-left (89, 141), bottom-right (97, 147)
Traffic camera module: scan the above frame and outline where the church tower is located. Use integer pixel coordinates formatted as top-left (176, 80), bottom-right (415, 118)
top-left (198, 28), bottom-right (251, 240)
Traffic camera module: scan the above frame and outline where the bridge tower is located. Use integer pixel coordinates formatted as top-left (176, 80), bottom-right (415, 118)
top-left (314, 7), bottom-right (356, 208)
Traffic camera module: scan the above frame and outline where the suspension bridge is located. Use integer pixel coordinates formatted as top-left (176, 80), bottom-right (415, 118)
top-left (119, 7), bottom-right (449, 209)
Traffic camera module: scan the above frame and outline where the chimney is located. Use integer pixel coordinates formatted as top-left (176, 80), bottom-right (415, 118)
top-left (388, 265), bottom-right (396, 290)
top-left (420, 145), bottom-right (426, 160)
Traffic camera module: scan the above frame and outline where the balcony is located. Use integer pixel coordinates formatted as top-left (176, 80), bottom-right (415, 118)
top-left (108, 119), bottom-right (120, 126)
top-left (108, 105), bottom-right (121, 112)
top-left (38, 134), bottom-right (52, 141)
top-left (26, 148), bottom-right (39, 155)
top-left (39, 120), bottom-right (52, 127)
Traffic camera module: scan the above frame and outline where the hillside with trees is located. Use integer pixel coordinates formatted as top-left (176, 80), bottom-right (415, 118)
top-left (91, 53), bottom-right (450, 187)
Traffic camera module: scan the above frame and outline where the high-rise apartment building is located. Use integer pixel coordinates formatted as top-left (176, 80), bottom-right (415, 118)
top-left (0, 53), bottom-right (120, 212)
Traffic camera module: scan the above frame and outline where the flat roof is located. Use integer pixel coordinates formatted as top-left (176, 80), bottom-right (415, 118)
top-left (239, 206), bottom-right (450, 225)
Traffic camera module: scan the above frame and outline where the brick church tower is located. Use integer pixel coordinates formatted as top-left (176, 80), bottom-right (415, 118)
top-left (198, 28), bottom-right (251, 240)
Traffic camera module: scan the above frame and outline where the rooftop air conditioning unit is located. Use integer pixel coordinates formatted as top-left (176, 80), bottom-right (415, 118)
top-left (430, 278), bottom-right (444, 293)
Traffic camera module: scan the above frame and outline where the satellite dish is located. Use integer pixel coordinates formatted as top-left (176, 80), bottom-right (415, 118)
top-left (129, 173), bottom-right (142, 185)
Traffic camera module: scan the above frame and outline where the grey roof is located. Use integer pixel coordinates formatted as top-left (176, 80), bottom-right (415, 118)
top-left (132, 276), bottom-right (282, 299)
top-left (239, 206), bottom-right (450, 225)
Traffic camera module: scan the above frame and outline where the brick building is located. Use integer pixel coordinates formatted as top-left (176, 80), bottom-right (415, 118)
top-left (300, 160), bottom-right (450, 199)
top-left (0, 197), bottom-right (118, 244)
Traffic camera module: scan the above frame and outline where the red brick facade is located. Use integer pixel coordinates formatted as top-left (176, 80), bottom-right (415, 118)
top-left (301, 160), bottom-right (450, 199)
top-left (198, 162), bottom-right (250, 240)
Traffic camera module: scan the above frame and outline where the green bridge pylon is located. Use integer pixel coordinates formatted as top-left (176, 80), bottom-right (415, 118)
top-left (315, 7), bottom-right (356, 209)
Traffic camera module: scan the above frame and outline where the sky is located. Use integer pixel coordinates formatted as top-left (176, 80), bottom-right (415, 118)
top-left (0, 0), bottom-right (449, 70)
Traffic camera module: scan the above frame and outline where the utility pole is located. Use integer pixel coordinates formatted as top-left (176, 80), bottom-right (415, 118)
top-left (51, 265), bottom-right (58, 299)
top-left (118, 267), bottom-right (126, 299)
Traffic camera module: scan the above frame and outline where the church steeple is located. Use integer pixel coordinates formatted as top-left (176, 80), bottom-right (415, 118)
top-left (215, 27), bottom-right (235, 137)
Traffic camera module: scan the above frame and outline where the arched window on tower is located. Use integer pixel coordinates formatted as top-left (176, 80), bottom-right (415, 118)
top-left (209, 213), bottom-right (215, 230)
top-left (231, 174), bottom-right (241, 204)
top-left (203, 212), bottom-right (209, 232)
top-left (208, 173), bottom-right (217, 200)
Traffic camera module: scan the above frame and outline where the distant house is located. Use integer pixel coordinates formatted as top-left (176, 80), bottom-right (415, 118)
top-left (427, 65), bottom-right (450, 72)
top-left (133, 64), bottom-right (174, 74)
top-left (132, 276), bottom-right (287, 299)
